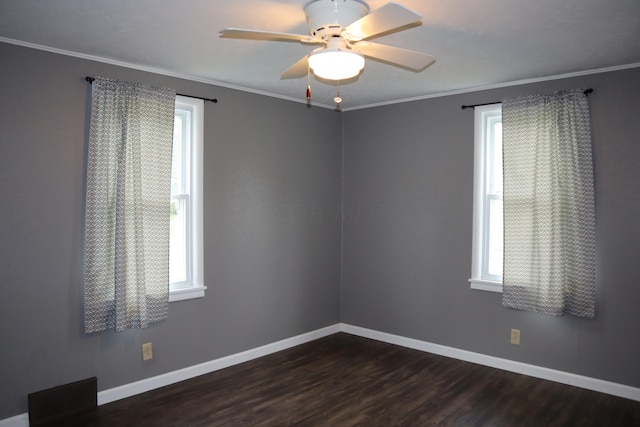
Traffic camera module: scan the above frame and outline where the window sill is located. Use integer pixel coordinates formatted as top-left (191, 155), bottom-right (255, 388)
top-left (469, 279), bottom-right (503, 293)
top-left (169, 285), bottom-right (207, 302)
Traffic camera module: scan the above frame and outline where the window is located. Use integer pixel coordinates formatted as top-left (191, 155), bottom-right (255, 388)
top-left (470, 104), bottom-right (503, 292)
top-left (170, 96), bottom-right (205, 301)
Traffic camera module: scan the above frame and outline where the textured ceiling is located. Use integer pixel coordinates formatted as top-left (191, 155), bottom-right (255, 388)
top-left (1, 0), bottom-right (639, 110)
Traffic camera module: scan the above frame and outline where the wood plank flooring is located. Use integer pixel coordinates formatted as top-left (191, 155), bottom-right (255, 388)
top-left (55, 333), bottom-right (640, 426)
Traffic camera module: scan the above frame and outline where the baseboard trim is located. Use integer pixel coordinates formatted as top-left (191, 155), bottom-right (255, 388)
top-left (3, 322), bottom-right (639, 426)
top-left (340, 323), bottom-right (640, 402)
top-left (99, 324), bottom-right (340, 406)
top-left (0, 415), bottom-right (27, 427)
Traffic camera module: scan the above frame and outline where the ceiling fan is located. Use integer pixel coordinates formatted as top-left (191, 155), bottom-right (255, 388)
top-left (220, 0), bottom-right (435, 105)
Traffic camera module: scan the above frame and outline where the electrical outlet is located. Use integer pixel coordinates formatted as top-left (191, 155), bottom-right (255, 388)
top-left (142, 342), bottom-right (153, 361)
top-left (510, 329), bottom-right (521, 345)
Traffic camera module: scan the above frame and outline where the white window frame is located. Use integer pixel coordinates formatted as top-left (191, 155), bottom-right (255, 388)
top-left (470, 104), bottom-right (503, 293)
top-left (170, 95), bottom-right (205, 302)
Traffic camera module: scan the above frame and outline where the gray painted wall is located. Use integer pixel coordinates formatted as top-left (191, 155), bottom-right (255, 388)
top-left (0, 43), bottom-right (342, 418)
top-left (342, 67), bottom-right (640, 388)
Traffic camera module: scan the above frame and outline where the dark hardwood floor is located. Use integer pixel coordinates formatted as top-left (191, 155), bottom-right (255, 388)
top-left (56, 333), bottom-right (640, 426)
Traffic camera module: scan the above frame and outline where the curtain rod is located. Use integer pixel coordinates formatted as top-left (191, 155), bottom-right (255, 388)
top-left (85, 76), bottom-right (218, 103)
top-left (460, 88), bottom-right (593, 110)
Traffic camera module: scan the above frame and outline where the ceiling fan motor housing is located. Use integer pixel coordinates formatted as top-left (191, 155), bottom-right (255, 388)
top-left (305, 0), bottom-right (369, 38)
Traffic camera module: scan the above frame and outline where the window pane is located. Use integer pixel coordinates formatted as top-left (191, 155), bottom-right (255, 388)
top-left (170, 198), bottom-right (187, 284)
top-left (171, 114), bottom-right (184, 196)
top-left (487, 197), bottom-right (503, 277)
top-left (492, 121), bottom-right (503, 195)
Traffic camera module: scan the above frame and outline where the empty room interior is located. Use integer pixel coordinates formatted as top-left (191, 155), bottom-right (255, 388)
top-left (1, 0), bottom-right (640, 425)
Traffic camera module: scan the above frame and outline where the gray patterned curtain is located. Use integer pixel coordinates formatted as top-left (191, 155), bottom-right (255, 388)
top-left (502, 89), bottom-right (595, 317)
top-left (84, 77), bottom-right (176, 333)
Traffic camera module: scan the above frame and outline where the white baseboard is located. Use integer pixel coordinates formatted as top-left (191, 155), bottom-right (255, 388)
top-left (3, 322), bottom-right (639, 427)
top-left (340, 323), bottom-right (640, 402)
top-left (0, 415), bottom-right (27, 427)
top-left (99, 324), bottom-right (340, 405)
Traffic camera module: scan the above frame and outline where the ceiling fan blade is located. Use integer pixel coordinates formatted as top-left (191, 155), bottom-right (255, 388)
top-left (281, 55), bottom-right (309, 79)
top-left (351, 41), bottom-right (435, 71)
top-left (219, 28), bottom-right (322, 44)
top-left (342, 2), bottom-right (422, 41)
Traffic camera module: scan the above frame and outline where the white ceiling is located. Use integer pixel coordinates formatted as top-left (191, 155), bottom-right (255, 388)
top-left (1, 0), bottom-right (639, 110)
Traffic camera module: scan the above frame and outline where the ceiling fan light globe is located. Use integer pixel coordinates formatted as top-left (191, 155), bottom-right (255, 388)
top-left (308, 49), bottom-right (365, 80)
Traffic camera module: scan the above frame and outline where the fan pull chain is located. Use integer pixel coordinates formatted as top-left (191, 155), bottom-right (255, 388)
top-left (306, 65), bottom-right (312, 106)
top-left (334, 81), bottom-right (342, 111)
